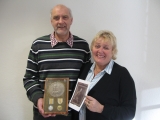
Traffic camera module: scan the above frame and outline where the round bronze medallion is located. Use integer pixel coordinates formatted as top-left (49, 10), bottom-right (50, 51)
top-left (48, 82), bottom-right (65, 97)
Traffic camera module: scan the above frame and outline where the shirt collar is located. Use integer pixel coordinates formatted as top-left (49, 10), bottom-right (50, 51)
top-left (90, 59), bottom-right (114, 75)
top-left (50, 32), bottom-right (73, 48)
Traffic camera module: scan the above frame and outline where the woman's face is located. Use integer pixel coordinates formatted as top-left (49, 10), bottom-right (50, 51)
top-left (92, 37), bottom-right (113, 68)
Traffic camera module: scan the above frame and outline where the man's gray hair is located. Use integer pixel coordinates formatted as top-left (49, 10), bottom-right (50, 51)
top-left (50, 4), bottom-right (73, 19)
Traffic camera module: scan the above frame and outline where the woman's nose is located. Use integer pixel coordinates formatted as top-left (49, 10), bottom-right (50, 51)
top-left (98, 47), bottom-right (104, 52)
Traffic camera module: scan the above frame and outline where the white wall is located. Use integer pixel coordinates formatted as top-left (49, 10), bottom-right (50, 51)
top-left (0, 0), bottom-right (160, 120)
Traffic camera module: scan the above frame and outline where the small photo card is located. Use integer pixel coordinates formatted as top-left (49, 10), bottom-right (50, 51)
top-left (69, 78), bottom-right (90, 111)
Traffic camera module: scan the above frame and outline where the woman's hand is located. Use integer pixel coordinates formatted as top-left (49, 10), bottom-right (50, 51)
top-left (85, 96), bottom-right (104, 113)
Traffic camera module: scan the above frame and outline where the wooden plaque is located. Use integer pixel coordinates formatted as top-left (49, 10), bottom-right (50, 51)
top-left (43, 78), bottom-right (69, 115)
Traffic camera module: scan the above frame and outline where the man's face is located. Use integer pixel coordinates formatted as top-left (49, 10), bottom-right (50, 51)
top-left (51, 6), bottom-right (73, 37)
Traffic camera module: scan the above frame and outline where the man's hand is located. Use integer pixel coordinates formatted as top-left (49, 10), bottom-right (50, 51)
top-left (37, 98), bottom-right (56, 118)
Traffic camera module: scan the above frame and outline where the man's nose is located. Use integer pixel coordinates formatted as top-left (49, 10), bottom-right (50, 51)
top-left (58, 17), bottom-right (64, 23)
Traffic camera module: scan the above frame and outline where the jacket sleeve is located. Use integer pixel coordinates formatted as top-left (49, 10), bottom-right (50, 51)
top-left (23, 42), bottom-right (43, 106)
top-left (102, 67), bottom-right (136, 120)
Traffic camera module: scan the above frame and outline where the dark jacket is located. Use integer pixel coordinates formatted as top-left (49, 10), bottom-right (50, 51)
top-left (79, 62), bottom-right (136, 120)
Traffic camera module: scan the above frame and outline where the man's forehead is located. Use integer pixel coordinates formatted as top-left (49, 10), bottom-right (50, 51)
top-left (53, 6), bottom-right (68, 12)
top-left (52, 8), bottom-right (70, 16)
top-left (53, 13), bottom-right (69, 16)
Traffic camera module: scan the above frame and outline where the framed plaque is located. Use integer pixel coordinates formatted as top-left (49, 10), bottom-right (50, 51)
top-left (43, 78), bottom-right (69, 115)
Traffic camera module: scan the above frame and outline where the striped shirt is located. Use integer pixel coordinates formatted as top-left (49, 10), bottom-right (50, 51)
top-left (23, 34), bottom-right (91, 113)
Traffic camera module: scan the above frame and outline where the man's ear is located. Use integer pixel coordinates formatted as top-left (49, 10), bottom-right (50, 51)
top-left (71, 18), bottom-right (73, 25)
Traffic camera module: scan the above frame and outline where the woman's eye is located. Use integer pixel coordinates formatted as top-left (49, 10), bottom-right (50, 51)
top-left (95, 45), bottom-right (100, 48)
top-left (104, 47), bottom-right (109, 50)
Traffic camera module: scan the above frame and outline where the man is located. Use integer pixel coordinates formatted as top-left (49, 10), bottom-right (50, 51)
top-left (23, 4), bottom-right (91, 120)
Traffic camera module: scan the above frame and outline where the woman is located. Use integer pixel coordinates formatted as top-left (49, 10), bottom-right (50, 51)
top-left (79, 30), bottom-right (136, 120)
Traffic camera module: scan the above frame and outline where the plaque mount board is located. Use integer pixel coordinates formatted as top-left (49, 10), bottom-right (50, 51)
top-left (43, 78), bottom-right (69, 115)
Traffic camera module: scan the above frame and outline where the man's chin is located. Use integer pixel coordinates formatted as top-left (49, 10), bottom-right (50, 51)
top-left (56, 31), bottom-right (68, 36)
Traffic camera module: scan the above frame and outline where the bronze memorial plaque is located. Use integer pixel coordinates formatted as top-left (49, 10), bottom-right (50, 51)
top-left (43, 78), bottom-right (69, 115)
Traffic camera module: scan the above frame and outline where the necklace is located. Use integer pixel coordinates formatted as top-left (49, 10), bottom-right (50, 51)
top-left (94, 68), bottom-right (101, 76)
